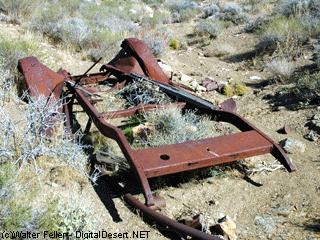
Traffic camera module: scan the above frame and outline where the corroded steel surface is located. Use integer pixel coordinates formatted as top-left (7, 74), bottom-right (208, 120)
top-left (134, 130), bottom-right (273, 178)
top-left (18, 56), bottom-right (65, 99)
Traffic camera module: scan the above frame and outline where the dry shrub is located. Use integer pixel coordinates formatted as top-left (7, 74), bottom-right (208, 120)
top-left (265, 58), bottom-right (295, 83)
top-left (133, 106), bottom-right (234, 148)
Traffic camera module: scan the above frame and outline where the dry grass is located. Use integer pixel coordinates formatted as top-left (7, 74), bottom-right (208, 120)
top-left (133, 106), bottom-right (235, 149)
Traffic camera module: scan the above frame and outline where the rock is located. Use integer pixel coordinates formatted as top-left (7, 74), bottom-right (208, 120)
top-left (211, 216), bottom-right (237, 240)
top-left (204, 49), bottom-right (216, 58)
top-left (276, 125), bottom-right (291, 134)
top-left (180, 74), bottom-right (193, 83)
top-left (202, 78), bottom-right (219, 91)
top-left (158, 61), bottom-right (173, 78)
top-left (304, 130), bottom-right (319, 141)
top-left (279, 138), bottom-right (306, 154)
top-left (196, 85), bottom-right (207, 92)
top-left (178, 214), bottom-right (203, 229)
top-left (217, 84), bottom-right (225, 93)
top-left (249, 76), bottom-right (262, 80)
top-left (276, 106), bottom-right (286, 111)
top-left (312, 113), bottom-right (320, 121)
top-left (132, 123), bottom-right (155, 139)
top-left (220, 98), bottom-right (237, 112)
top-left (190, 80), bottom-right (200, 90)
top-left (254, 215), bottom-right (276, 234)
top-left (309, 119), bottom-right (320, 132)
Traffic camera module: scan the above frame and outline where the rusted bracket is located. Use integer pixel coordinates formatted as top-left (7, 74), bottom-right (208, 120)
top-left (17, 38), bottom-right (295, 240)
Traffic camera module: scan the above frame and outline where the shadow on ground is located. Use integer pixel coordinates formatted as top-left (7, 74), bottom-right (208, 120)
top-left (303, 218), bottom-right (320, 233)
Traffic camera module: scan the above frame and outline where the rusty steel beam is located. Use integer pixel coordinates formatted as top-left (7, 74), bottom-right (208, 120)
top-left (102, 102), bottom-right (186, 119)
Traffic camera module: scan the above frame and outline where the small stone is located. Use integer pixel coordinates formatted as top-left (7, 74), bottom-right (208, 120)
top-left (220, 98), bottom-right (237, 112)
top-left (202, 78), bottom-right (219, 91)
top-left (250, 76), bottom-right (262, 80)
top-left (254, 215), bottom-right (276, 234)
top-left (279, 138), bottom-right (306, 154)
top-left (277, 125), bottom-right (291, 134)
top-left (309, 119), bottom-right (320, 132)
top-left (312, 113), bottom-right (320, 121)
top-left (272, 205), bottom-right (292, 217)
top-left (196, 85), bottom-right (207, 92)
top-left (180, 74), bottom-right (193, 83)
top-left (304, 130), bottom-right (319, 141)
top-left (178, 214), bottom-right (203, 229)
top-left (132, 123), bottom-right (155, 139)
top-left (211, 216), bottom-right (237, 240)
top-left (190, 80), bottom-right (199, 89)
top-left (276, 106), bottom-right (286, 111)
top-left (158, 61), bottom-right (173, 78)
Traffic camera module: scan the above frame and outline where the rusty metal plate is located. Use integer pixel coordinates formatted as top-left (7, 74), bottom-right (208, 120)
top-left (18, 56), bottom-right (65, 99)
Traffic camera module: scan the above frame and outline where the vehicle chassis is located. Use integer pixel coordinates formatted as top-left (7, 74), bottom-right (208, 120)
top-left (18, 38), bottom-right (295, 240)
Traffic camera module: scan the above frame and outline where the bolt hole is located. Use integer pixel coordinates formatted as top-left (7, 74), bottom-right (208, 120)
top-left (206, 148), bottom-right (210, 151)
top-left (160, 154), bottom-right (170, 160)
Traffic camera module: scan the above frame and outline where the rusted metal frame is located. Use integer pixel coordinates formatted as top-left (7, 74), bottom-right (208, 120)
top-left (124, 193), bottom-right (221, 240)
top-left (135, 130), bottom-right (274, 178)
top-left (70, 72), bottom-right (109, 85)
top-left (17, 57), bottom-right (65, 100)
top-left (208, 109), bottom-right (296, 172)
top-left (156, 90), bottom-right (295, 173)
top-left (102, 102), bottom-right (186, 119)
top-left (71, 86), bottom-right (156, 206)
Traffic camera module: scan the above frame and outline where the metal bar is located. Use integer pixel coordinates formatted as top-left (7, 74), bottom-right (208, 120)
top-left (124, 193), bottom-right (221, 240)
top-left (102, 102), bottom-right (186, 119)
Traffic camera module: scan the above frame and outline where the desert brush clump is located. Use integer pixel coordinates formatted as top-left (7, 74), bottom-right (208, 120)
top-left (244, 16), bottom-right (270, 33)
top-left (0, 0), bottom-right (39, 24)
top-left (0, 34), bottom-right (37, 74)
top-left (202, 3), bottom-right (220, 19)
top-left (219, 2), bottom-right (248, 24)
top-left (313, 43), bottom-right (320, 67)
top-left (265, 58), bottom-right (296, 83)
top-left (257, 16), bottom-right (307, 56)
top-left (0, 95), bottom-right (90, 179)
top-left (118, 79), bottom-right (172, 107)
top-left (0, 73), bottom-right (100, 232)
top-left (0, 163), bottom-right (99, 233)
top-left (294, 71), bottom-right (320, 102)
top-left (222, 83), bottom-right (249, 97)
top-left (194, 19), bottom-right (225, 39)
top-left (26, 1), bottom-right (168, 60)
top-left (133, 106), bottom-right (233, 148)
top-left (140, 29), bottom-right (170, 56)
top-left (169, 38), bottom-right (182, 50)
top-left (277, 0), bottom-right (320, 17)
top-left (166, 0), bottom-right (200, 23)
